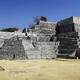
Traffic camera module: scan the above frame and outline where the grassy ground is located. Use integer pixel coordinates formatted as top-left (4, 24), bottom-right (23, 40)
top-left (0, 59), bottom-right (80, 80)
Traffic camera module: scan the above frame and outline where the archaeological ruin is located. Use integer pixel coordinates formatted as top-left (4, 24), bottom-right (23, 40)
top-left (0, 16), bottom-right (80, 59)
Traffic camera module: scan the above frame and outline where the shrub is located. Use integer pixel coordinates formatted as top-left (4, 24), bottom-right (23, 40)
top-left (0, 28), bottom-right (18, 32)
top-left (40, 16), bottom-right (47, 22)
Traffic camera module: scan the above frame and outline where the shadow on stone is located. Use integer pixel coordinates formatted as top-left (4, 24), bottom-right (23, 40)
top-left (0, 66), bottom-right (5, 71)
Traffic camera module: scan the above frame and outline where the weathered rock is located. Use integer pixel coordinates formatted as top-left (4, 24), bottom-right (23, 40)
top-left (0, 66), bottom-right (5, 71)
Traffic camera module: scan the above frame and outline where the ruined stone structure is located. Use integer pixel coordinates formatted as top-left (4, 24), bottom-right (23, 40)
top-left (0, 16), bottom-right (80, 59)
top-left (56, 16), bottom-right (80, 58)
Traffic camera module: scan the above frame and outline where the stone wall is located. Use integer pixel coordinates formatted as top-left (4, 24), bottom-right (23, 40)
top-left (74, 23), bottom-right (80, 33)
top-left (57, 16), bottom-right (80, 34)
top-left (25, 42), bottom-right (59, 59)
top-left (24, 22), bottom-right (59, 59)
top-left (56, 16), bottom-right (80, 58)
top-left (57, 32), bottom-right (79, 58)
top-left (73, 16), bottom-right (80, 24)
top-left (0, 36), bottom-right (26, 59)
top-left (56, 23), bottom-right (75, 34)
top-left (29, 22), bottom-right (57, 42)
top-left (58, 17), bottom-right (73, 25)
top-left (0, 35), bottom-right (58, 59)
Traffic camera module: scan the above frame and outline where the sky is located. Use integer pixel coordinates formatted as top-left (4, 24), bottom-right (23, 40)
top-left (0, 0), bottom-right (80, 29)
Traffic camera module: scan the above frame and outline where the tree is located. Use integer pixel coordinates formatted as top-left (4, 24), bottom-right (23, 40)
top-left (34, 16), bottom-right (40, 25)
top-left (22, 27), bottom-right (26, 33)
top-left (40, 16), bottom-right (47, 22)
top-left (33, 16), bottom-right (47, 25)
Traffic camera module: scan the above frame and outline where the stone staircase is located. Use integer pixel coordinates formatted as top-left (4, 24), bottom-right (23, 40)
top-left (57, 32), bottom-right (79, 58)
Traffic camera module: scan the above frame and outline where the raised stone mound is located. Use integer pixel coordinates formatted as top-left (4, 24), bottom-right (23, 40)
top-left (1, 16), bottom-right (80, 59)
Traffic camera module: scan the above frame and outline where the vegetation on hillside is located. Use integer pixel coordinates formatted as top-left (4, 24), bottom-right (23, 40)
top-left (0, 28), bottom-right (18, 32)
top-left (0, 16), bottom-right (48, 32)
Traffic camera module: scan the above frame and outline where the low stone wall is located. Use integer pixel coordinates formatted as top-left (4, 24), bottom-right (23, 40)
top-left (25, 42), bottom-right (59, 59)
top-left (56, 23), bottom-right (75, 34)
top-left (0, 36), bottom-right (26, 59)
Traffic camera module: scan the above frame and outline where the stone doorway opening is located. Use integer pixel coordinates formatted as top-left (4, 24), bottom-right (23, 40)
top-left (12, 54), bottom-right (16, 59)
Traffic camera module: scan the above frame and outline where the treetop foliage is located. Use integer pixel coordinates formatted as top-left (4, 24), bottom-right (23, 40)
top-left (40, 16), bottom-right (47, 22)
top-left (34, 16), bottom-right (47, 25)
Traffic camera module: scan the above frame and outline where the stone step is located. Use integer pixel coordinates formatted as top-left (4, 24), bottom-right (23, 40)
top-left (58, 45), bottom-right (78, 49)
top-left (58, 49), bottom-right (75, 54)
top-left (57, 54), bottom-right (75, 58)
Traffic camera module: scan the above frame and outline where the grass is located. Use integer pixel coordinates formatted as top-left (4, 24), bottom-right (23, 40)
top-left (0, 59), bottom-right (80, 80)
